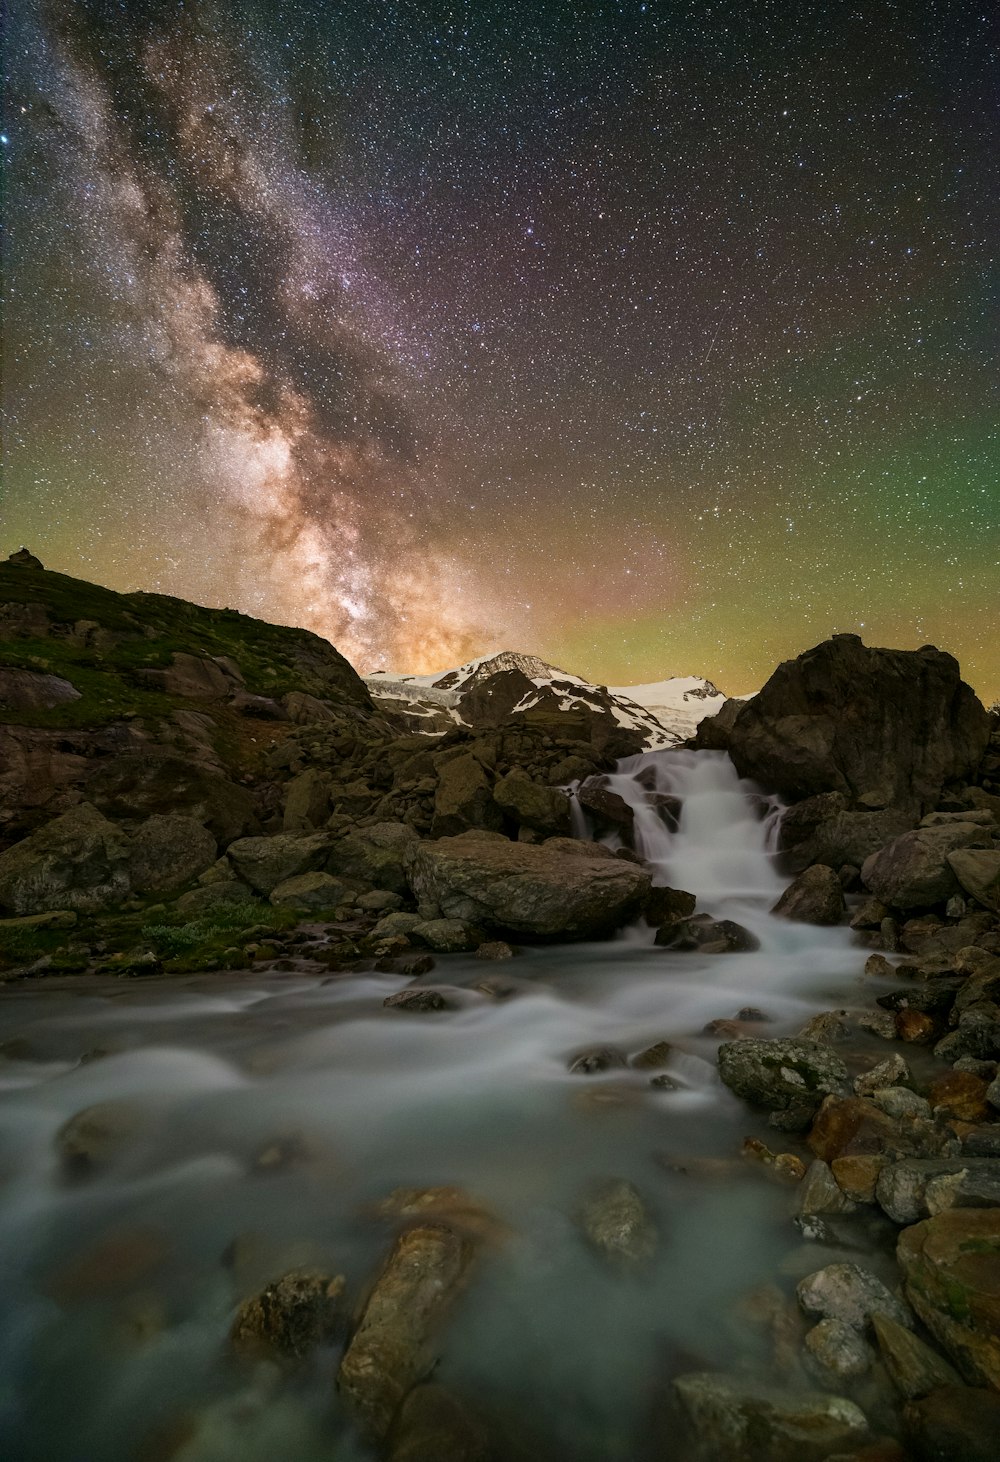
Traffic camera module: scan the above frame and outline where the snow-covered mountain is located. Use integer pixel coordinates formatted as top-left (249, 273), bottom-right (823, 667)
top-left (365, 653), bottom-right (733, 746)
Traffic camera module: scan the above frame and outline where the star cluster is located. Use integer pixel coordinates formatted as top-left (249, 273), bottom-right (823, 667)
top-left (3, 1), bottom-right (998, 696)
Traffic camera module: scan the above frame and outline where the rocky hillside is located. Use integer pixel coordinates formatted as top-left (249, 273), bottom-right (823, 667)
top-left (365, 651), bottom-right (682, 746)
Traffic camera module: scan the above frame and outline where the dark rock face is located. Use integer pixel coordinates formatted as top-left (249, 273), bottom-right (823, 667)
top-left (728, 635), bottom-right (991, 813)
top-left (861, 823), bottom-right (993, 910)
top-left (717, 1038), bottom-right (850, 1117)
top-left (778, 791), bottom-right (914, 873)
top-left (771, 865), bottom-right (846, 925)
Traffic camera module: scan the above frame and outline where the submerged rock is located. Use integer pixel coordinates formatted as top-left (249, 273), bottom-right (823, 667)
top-left (337, 1224), bottom-right (477, 1439)
top-left (387, 1384), bottom-right (490, 1462)
top-left (383, 988), bottom-right (453, 1014)
top-left (57, 1100), bottom-right (145, 1179)
top-left (578, 1178), bottom-right (658, 1269)
top-left (671, 1371), bottom-right (869, 1461)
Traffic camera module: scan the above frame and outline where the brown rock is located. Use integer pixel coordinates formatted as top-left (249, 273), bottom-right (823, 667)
top-left (808, 1096), bottom-right (900, 1163)
top-left (897, 1208), bottom-right (1000, 1388)
top-left (832, 1155), bottom-right (889, 1204)
top-left (230, 1268), bottom-right (345, 1362)
top-left (928, 1070), bottom-right (990, 1122)
top-left (904, 1385), bottom-right (1000, 1462)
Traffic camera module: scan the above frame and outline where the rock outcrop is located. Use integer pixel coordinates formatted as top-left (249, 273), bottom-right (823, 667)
top-left (727, 635), bottom-right (991, 813)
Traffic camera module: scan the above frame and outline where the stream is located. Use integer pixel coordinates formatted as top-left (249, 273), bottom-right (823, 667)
top-left (0, 750), bottom-right (887, 1461)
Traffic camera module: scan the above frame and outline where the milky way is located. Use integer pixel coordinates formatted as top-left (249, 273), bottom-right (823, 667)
top-left (4, 1), bottom-right (998, 695)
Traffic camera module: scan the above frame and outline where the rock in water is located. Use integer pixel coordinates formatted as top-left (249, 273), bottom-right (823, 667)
top-left (872, 1313), bottom-right (961, 1399)
top-left (771, 865), bottom-right (846, 924)
top-left (387, 1385), bottom-right (490, 1462)
top-left (717, 1038), bottom-right (849, 1118)
top-left (727, 635), bottom-right (990, 812)
top-left (578, 1179), bottom-right (658, 1269)
top-left (671, 1372), bottom-right (869, 1462)
top-left (796, 1262), bottom-right (913, 1333)
top-left (337, 1225), bottom-right (476, 1439)
top-left (403, 833), bottom-right (650, 938)
top-left (230, 1268), bottom-right (345, 1362)
top-left (904, 1385), bottom-right (1000, 1462)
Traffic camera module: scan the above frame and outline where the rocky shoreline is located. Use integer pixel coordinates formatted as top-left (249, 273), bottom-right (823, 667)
top-left (2, 550), bottom-right (1000, 1460)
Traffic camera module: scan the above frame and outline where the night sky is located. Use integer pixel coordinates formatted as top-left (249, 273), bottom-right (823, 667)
top-left (4, 1), bottom-right (998, 698)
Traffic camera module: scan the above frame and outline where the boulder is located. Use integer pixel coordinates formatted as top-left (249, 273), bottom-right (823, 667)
top-left (269, 872), bottom-right (352, 910)
top-left (0, 803), bottom-right (132, 915)
top-left (872, 1313), bottom-right (961, 1399)
top-left (57, 1100), bottom-right (145, 1178)
top-left (778, 793), bottom-right (914, 874)
top-left (727, 636), bottom-right (990, 812)
top-left (803, 1318), bottom-right (874, 1381)
top-left (655, 914), bottom-right (759, 952)
top-left (576, 776), bottom-right (635, 829)
top-left (327, 823), bottom-right (417, 896)
top-left (643, 884), bottom-right (697, 926)
top-left (403, 833), bottom-right (650, 939)
top-left (337, 1225), bottom-right (476, 1439)
top-left (671, 1372), bottom-right (869, 1462)
top-left (87, 753), bottom-right (259, 845)
top-left (492, 770), bottom-right (571, 837)
top-left (135, 651), bottom-right (234, 698)
top-left (281, 690), bottom-right (338, 723)
top-left (577, 1179), bottom-right (658, 1269)
top-left (691, 695), bottom-right (745, 750)
top-left (862, 824), bottom-right (993, 910)
top-left (904, 1385), bottom-right (1000, 1462)
top-left (430, 754), bottom-right (502, 838)
top-left (947, 849), bottom-right (1000, 914)
top-left (0, 667), bottom-right (82, 712)
top-left (896, 1208), bottom-right (1000, 1387)
top-left (771, 865), bottom-right (846, 924)
top-left (282, 769), bottom-right (333, 833)
top-left (410, 919), bottom-right (479, 953)
top-left (127, 815), bottom-right (217, 895)
top-left (226, 833), bottom-right (331, 895)
top-left (796, 1262), bottom-right (912, 1333)
top-left (717, 1038), bottom-right (849, 1117)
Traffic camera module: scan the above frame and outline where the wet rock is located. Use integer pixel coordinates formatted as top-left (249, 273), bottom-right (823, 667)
top-left (933, 1007), bottom-right (1000, 1063)
top-left (796, 1263), bottom-right (913, 1333)
top-left (807, 1096), bottom-right (903, 1164)
top-left (128, 815), bottom-right (217, 895)
top-left (871, 1313), bottom-right (961, 1400)
top-left (895, 1009), bottom-right (939, 1044)
top-left (357, 890), bottom-right (405, 913)
top-left (387, 1384), bottom-right (490, 1462)
top-left (643, 884), bottom-right (697, 926)
top-left (410, 919), bottom-right (479, 953)
top-left (862, 824), bottom-right (992, 912)
top-left (631, 1039), bottom-right (673, 1070)
top-left (875, 1158), bottom-right (1000, 1225)
top-left (797, 1010), bottom-right (852, 1043)
top-left (403, 832), bottom-right (651, 938)
top-left (269, 871), bottom-right (352, 910)
top-left (928, 1070), bottom-right (990, 1122)
top-left (797, 1159), bottom-right (858, 1236)
top-left (578, 1178), bottom-right (658, 1269)
top-left (875, 979), bottom-right (963, 1019)
top-left (230, 1268), bottom-right (345, 1362)
top-left (904, 1386), bottom-right (1000, 1462)
top-left (854, 1055), bottom-right (910, 1097)
top-left (57, 1100), bottom-right (145, 1178)
top-left (373, 912), bottom-right (425, 939)
top-left (383, 988), bottom-right (453, 1013)
top-left (576, 775), bottom-right (635, 829)
top-left (337, 1224), bottom-right (476, 1439)
top-left (832, 1155), bottom-right (889, 1204)
top-left (743, 1138), bottom-right (807, 1183)
top-left (43, 1224), bottom-right (170, 1304)
top-left (655, 914), bottom-right (760, 952)
top-left (896, 1208), bottom-right (1000, 1387)
top-left (474, 940), bottom-right (515, 960)
top-left (568, 1045), bottom-right (627, 1075)
top-left (0, 803), bottom-right (132, 915)
top-left (854, 1010), bottom-right (899, 1042)
top-left (370, 1187), bottom-right (504, 1247)
top-left (718, 1038), bottom-right (850, 1117)
top-left (804, 1317), bottom-right (875, 1382)
top-left (852, 898), bottom-right (891, 931)
top-left (672, 1371), bottom-right (870, 1462)
top-left (226, 833), bottom-right (331, 896)
top-left (772, 865), bottom-right (846, 925)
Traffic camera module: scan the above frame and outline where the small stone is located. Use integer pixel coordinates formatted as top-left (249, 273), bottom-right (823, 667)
top-left (803, 1317), bottom-right (874, 1381)
top-left (854, 1054), bottom-right (910, 1097)
top-left (896, 1008), bottom-right (938, 1043)
top-left (383, 988), bottom-right (452, 1013)
top-left (631, 1039), bottom-right (673, 1070)
top-left (831, 1155), bottom-right (889, 1204)
top-left (474, 941), bottom-right (515, 960)
top-left (870, 1086), bottom-right (930, 1120)
top-left (230, 1268), bottom-right (345, 1362)
top-left (568, 1045), bottom-right (627, 1075)
top-left (742, 1138), bottom-right (806, 1182)
top-left (855, 1011), bottom-right (898, 1041)
top-left (797, 1010), bottom-right (852, 1043)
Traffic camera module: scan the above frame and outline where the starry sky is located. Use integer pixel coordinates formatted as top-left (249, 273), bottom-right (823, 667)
top-left (3, 0), bottom-right (999, 699)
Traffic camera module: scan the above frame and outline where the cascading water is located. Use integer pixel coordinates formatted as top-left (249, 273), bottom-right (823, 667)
top-left (0, 748), bottom-right (873, 1462)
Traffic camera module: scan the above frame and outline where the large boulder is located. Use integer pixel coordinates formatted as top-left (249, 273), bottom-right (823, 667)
top-left (0, 667), bottom-right (82, 712)
top-left (778, 792), bottom-right (913, 873)
top-left (861, 823), bottom-right (992, 910)
top-left (87, 753), bottom-right (259, 845)
top-left (326, 822), bottom-right (418, 896)
top-left (127, 815), bottom-right (217, 895)
top-left (671, 1372), bottom-right (869, 1462)
top-left (717, 1038), bottom-right (850, 1118)
top-left (727, 636), bottom-right (991, 813)
top-left (947, 849), bottom-right (1000, 914)
top-left (897, 1208), bottom-right (1000, 1388)
top-left (403, 833), bottom-right (651, 938)
top-left (492, 770), bottom-right (571, 837)
top-left (226, 833), bottom-right (331, 895)
top-left (0, 803), bottom-right (132, 914)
